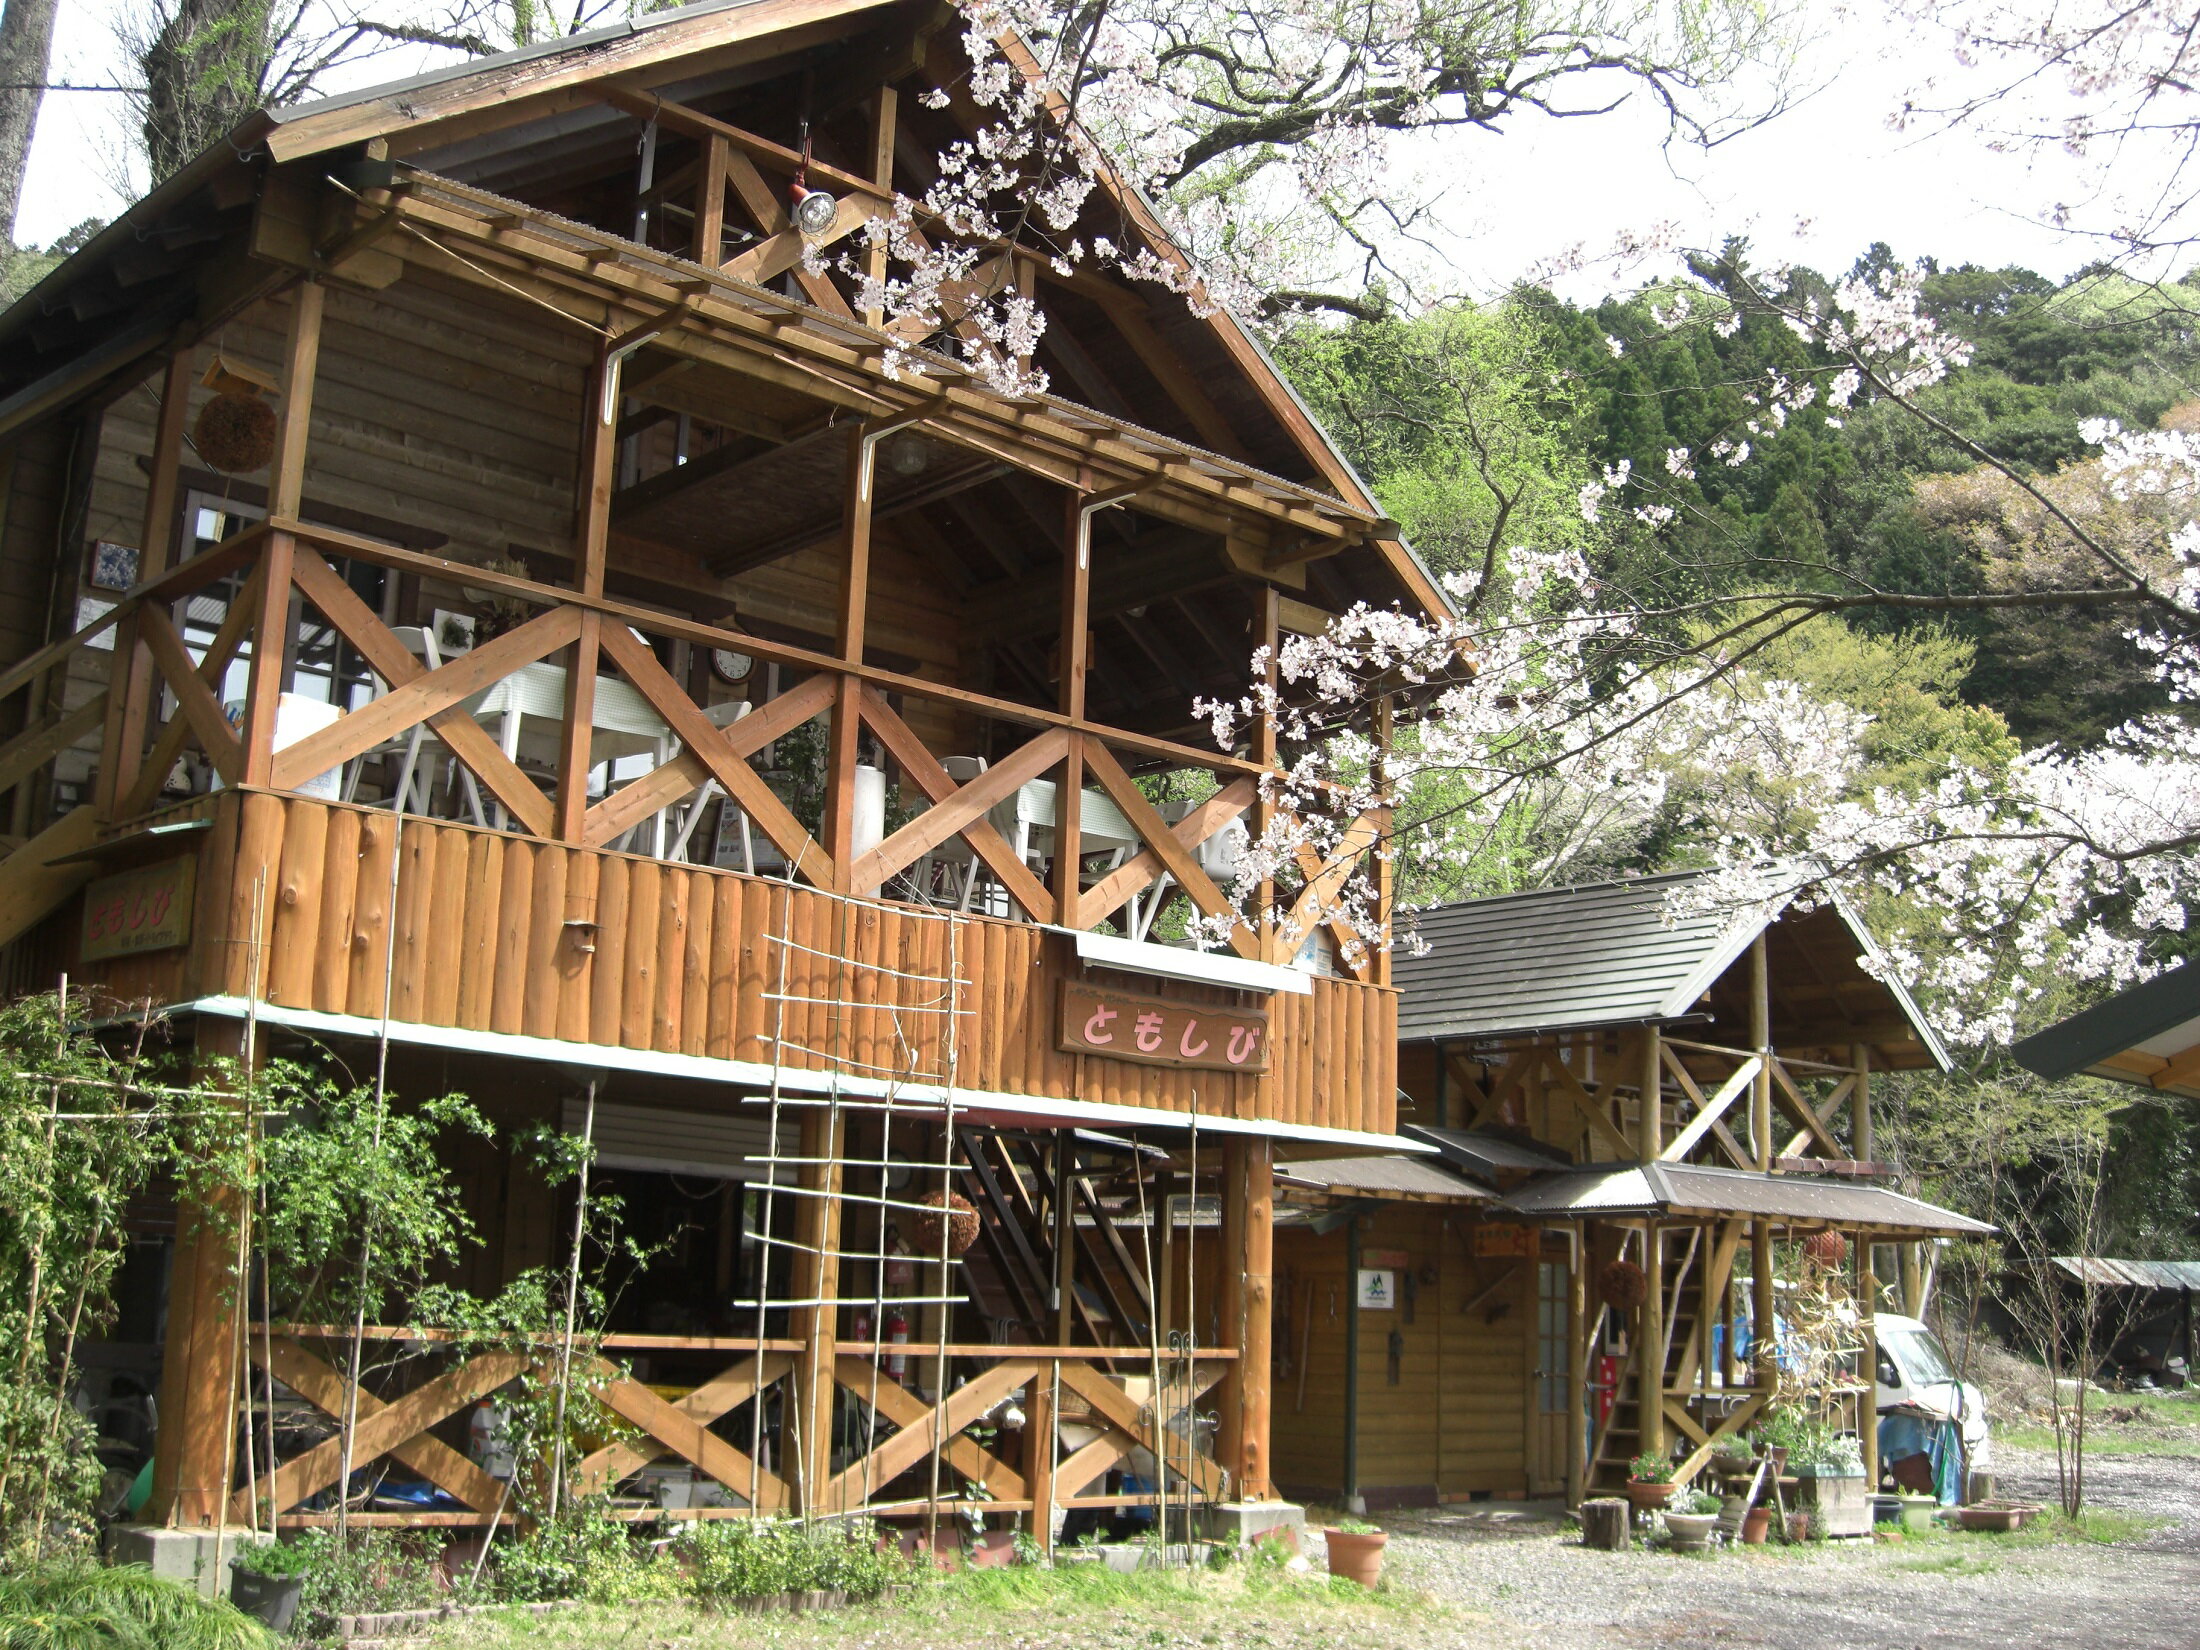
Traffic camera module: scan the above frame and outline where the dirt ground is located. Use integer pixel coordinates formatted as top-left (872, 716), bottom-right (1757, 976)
top-left (1378, 1442), bottom-right (2198, 1650)
top-left (430, 1440), bottom-right (2197, 1650)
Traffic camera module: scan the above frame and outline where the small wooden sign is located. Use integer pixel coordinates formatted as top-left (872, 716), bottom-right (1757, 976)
top-left (1356, 1269), bottom-right (1396, 1310)
top-left (82, 857), bottom-right (196, 961)
top-left (1472, 1221), bottom-right (1540, 1259)
top-left (1059, 979), bottom-right (1269, 1073)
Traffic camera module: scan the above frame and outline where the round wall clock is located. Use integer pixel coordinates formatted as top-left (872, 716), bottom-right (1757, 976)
top-left (711, 647), bottom-right (754, 684)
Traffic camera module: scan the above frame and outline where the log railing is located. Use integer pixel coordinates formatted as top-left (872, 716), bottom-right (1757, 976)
top-left (238, 1328), bottom-right (1232, 1530)
top-left (46, 515), bottom-right (1391, 981)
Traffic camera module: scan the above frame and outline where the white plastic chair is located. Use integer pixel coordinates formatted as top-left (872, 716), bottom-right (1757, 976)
top-left (668, 700), bottom-right (755, 870)
top-left (340, 625), bottom-right (487, 824)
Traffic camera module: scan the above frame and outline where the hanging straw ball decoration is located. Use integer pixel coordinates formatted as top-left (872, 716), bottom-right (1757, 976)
top-left (1598, 1259), bottom-right (1647, 1312)
top-left (1803, 1230), bottom-right (1850, 1269)
top-left (912, 1190), bottom-right (979, 1257)
top-left (194, 391), bottom-right (279, 474)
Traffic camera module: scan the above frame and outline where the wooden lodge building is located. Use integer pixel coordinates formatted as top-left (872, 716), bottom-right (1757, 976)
top-left (0, 0), bottom-right (1443, 1547)
top-left (1265, 872), bottom-right (1991, 1510)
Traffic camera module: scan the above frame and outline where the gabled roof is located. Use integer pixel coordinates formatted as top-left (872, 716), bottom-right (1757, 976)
top-left (1495, 1161), bottom-right (1992, 1236)
top-left (2010, 962), bottom-right (2200, 1099)
top-left (1392, 867), bottom-right (1950, 1071)
top-left (0, 0), bottom-right (1448, 622)
top-left (1402, 1123), bottom-right (1573, 1181)
top-left (1274, 1154), bottom-right (1494, 1202)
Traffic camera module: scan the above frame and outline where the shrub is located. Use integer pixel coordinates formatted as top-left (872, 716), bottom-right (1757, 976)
top-left (494, 1513), bottom-right (678, 1605)
top-left (288, 1529), bottom-right (447, 1622)
top-left (0, 1561), bottom-right (271, 1650)
top-left (679, 1517), bottom-right (906, 1606)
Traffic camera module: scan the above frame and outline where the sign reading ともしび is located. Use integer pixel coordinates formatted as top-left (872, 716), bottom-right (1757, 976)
top-left (1057, 979), bottom-right (1269, 1073)
top-left (81, 857), bottom-right (196, 961)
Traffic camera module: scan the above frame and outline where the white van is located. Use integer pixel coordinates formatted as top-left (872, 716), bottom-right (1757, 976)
top-left (1875, 1313), bottom-right (1992, 1471)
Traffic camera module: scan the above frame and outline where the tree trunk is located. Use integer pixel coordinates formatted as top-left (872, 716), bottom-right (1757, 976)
top-left (0, 0), bottom-right (60, 247)
top-left (1579, 1497), bottom-right (1630, 1551)
top-left (140, 0), bottom-right (272, 185)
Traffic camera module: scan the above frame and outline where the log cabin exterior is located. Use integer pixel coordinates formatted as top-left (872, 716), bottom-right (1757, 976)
top-left (0, 0), bottom-right (1441, 1543)
top-left (1266, 872), bottom-right (1990, 1510)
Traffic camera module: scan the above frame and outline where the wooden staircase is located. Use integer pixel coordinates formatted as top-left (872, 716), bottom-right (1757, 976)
top-left (1589, 1246), bottom-right (1712, 1491)
top-left (950, 1127), bottom-right (1153, 1346)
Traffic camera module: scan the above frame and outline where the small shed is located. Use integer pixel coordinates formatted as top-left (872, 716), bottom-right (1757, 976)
top-left (2048, 1257), bottom-right (2200, 1381)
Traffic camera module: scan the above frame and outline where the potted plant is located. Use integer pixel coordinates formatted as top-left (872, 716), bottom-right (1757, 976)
top-left (1790, 1428), bottom-right (1869, 1538)
top-left (230, 1538), bottom-right (314, 1632)
top-left (1323, 1517), bottom-right (1387, 1587)
top-left (1663, 1490), bottom-right (1722, 1553)
top-left (1625, 1451), bottom-right (1676, 1515)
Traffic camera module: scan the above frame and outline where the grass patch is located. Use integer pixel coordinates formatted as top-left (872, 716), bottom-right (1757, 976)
top-left (1996, 1388), bottom-right (2200, 1457)
top-left (437, 1556), bottom-right (1427, 1649)
top-left (1892, 1550), bottom-right (2000, 1577)
top-left (1997, 1422), bottom-right (2200, 1457)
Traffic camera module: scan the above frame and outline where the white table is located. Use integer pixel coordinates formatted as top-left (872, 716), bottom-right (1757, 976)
top-left (464, 660), bottom-right (675, 849)
top-left (920, 774), bottom-right (1144, 915)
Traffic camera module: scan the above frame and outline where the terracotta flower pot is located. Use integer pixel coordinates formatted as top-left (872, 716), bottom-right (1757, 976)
top-left (1625, 1479), bottom-right (1675, 1516)
top-left (1785, 1511), bottom-right (1813, 1542)
top-left (1742, 1507), bottom-right (1773, 1545)
top-left (1324, 1529), bottom-right (1387, 1588)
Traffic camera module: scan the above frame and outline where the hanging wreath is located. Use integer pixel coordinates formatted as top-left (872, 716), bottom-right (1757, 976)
top-left (1598, 1259), bottom-right (1647, 1312)
top-left (194, 392), bottom-right (279, 474)
top-left (1802, 1230), bottom-right (1850, 1270)
top-left (912, 1190), bottom-right (979, 1258)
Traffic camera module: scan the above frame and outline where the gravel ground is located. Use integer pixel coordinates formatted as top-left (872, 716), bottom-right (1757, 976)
top-left (429, 1444), bottom-right (2196, 1650)
top-left (1380, 1443), bottom-right (2199, 1650)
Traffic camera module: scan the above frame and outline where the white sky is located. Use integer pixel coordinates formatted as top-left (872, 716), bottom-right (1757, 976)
top-left (14, 2), bottom-right (2132, 299)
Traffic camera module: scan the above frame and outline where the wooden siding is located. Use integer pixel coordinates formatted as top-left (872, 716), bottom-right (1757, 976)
top-left (1271, 1204), bottom-right (1530, 1503)
top-left (79, 790), bottom-right (1394, 1133)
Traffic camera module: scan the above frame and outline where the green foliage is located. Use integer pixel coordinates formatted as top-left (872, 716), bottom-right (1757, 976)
top-left (1332, 1516), bottom-right (1381, 1535)
top-left (678, 1517), bottom-right (907, 1606)
top-left (1628, 1452), bottom-right (1674, 1483)
top-left (225, 1539), bottom-right (315, 1579)
top-left (248, 1069), bottom-right (491, 1324)
top-left (496, 1512), bottom-right (680, 1605)
top-left (0, 995), bottom-right (166, 1558)
top-left (0, 1561), bottom-right (271, 1650)
top-left (287, 1528), bottom-right (450, 1621)
top-left (1676, 1489), bottom-right (1723, 1515)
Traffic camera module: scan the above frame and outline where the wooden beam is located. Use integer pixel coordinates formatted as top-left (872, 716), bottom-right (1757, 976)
top-left (240, 280), bottom-right (324, 787)
top-left (137, 606), bottom-right (244, 784)
top-left (1082, 743), bottom-right (1259, 961)
top-left (715, 145), bottom-right (855, 318)
top-left (1055, 490), bottom-right (1088, 927)
top-left (96, 350), bottom-right (193, 817)
top-left (0, 805), bottom-right (99, 950)
top-left (595, 84), bottom-right (890, 203)
top-left (692, 134), bottom-right (729, 265)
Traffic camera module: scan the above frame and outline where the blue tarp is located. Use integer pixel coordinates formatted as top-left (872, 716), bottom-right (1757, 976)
top-left (1878, 1412), bottom-right (1962, 1504)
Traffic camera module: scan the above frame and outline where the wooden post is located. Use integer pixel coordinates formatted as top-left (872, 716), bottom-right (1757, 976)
top-left (557, 339), bottom-right (620, 841)
top-left (789, 1105), bottom-right (844, 1512)
top-left (149, 1018), bottom-right (255, 1526)
top-left (1024, 1357), bottom-right (1057, 1553)
top-left (1342, 1211), bottom-right (1361, 1506)
top-left (863, 88), bottom-right (897, 327)
top-left (1751, 1220), bottom-right (1777, 1390)
top-left (1580, 1497), bottom-right (1630, 1550)
top-left (1639, 1027), bottom-right (1662, 1163)
top-left (824, 425), bottom-right (876, 884)
top-left (1054, 490), bottom-right (1089, 927)
top-left (239, 280), bottom-right (324, 788)
top-left (1749, 933), bottom-right (1772, 1171)
top-left (1901, 1242), bottom-right (1924, 1318)
top-left (1850, 1043), bottom-right (1872, 1164)
top-left (1566, 1220), bottom-right (1588, 1507)
top-left (1640, 1219), bottom-right (1665, 1461)
top-left (693, 133), bottom-right (729, 264)
top-left (1253, 586), bottom-right (1279, 958)
top-left (1370, 692), bottom-right (1395, 986)
top-left (1053, 1140), bottom-right (1074, 1345)
top-left (1215, 1137), bottom-right (1273, 1501)
top-left (1858, 1237), bottom-right (1881, 1489)
top-left (96, 350), bottom-right (193, 818)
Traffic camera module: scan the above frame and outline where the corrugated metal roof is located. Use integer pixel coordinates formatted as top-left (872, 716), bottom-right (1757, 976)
top-left (1495, 1162), bottom-right (1993, 1235)
top-left (2052, 1257), bottom-right (2200, 1289)
top-left (2012, 963), bottom-right (2200, 1093)
top-left (1275, 1156), bottom-right (1494, 1201)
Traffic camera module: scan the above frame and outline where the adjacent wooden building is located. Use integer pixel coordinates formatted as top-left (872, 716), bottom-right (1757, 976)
top-left (0, 0), bottom-right (1440, 1540)
top-left (1267, 871), bottom-right (1989, 1509)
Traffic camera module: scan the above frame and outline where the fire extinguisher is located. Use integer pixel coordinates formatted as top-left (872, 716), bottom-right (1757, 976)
top-left (1592, 1353), bottom-right (1620, 1426)
top-left (883, 1306), bottom-right (910, 1382)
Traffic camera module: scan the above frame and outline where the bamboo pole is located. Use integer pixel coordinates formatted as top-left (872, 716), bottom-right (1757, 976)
top-left (547, 1077), bottom-right (598, 1523)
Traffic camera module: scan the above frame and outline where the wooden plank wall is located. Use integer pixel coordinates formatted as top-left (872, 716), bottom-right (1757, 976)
top-left (94, 791), bottom-right (1394, 1134)
top-left (1270, 1204), bottom-right (1530, 1505)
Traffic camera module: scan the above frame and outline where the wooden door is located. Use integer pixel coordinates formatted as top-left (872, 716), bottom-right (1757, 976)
top-left (1529, 1258), bottom-right (1572, 1495)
